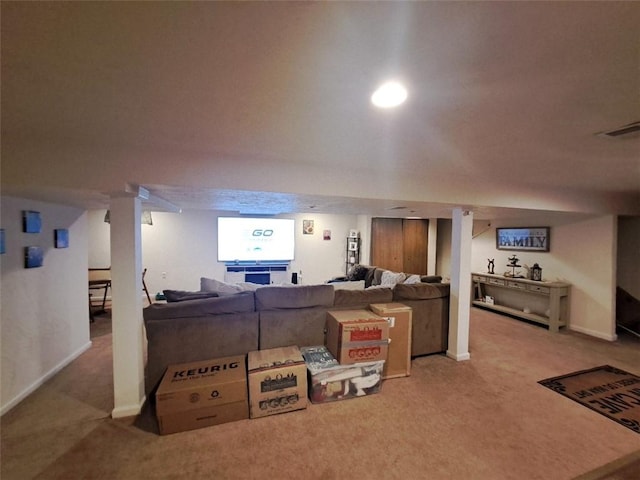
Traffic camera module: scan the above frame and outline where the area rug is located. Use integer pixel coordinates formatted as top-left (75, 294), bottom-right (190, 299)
top-left (538, 365), bottom-right (640, 434)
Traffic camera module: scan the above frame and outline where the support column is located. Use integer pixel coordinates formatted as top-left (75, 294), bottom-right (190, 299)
top-left (447, 208), bottom-right (473, 361)
top-left (110, 195), bottom-right (146, 418)
top-left (357, 215), bottom-right (372, 265)
top-left (427, 218), bottom-right (438, 276)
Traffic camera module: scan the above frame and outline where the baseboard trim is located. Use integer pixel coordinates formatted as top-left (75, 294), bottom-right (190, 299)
top-left (1, 340), bottom-right (93, 416)
top-left (569, 325), bottom-right (617, 342)
top-left (112, 395), bottom-right (146, 419)
top-left (446, 350), bottom-right (471, 361)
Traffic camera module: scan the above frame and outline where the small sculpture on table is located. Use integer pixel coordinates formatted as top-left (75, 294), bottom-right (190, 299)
top-left (506, 255), bottom-right (523, 278)
top-left (487, 258), bottom-right (495, 274)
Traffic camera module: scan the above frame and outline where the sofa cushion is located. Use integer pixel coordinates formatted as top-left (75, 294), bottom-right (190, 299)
top-left (332, 280), bottom-right (365, 290)
top-left (143, 291), bottom-right (255, 320)
top-left (255, 284), bottom-right (335, 310)
top-left (200, 277), bottom-right (244, 295)
top-left (163, 289), bottom-right (219, 302)
top-left (200, 277), bottom-right (264, 295)
top-left (259, 308), bottom-right (328, 350)
top-left (393, 282), bottom-right (450, 301)
top-left (333, 287), bottom-right (393, 307)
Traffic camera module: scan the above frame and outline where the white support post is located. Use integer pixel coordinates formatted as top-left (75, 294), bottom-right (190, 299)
top-left (110, 195), bottom-right (146, 418)
top-left (447, 208), bottom-right (473, 361)
top-left (427, 218), bottom-right (438, 276)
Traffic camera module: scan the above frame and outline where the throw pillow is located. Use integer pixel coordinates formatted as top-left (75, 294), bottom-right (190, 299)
top-left (347, 264), bottom-right (368, 281)
top-left (200, 277), bottom-right (244, 296)
top-left (421, 275), bottom-right (443, 283)
top-left (163, 290), bottom-right (219, 302)
top-left (380, 270), bottom-right (406, 287)
top-left (404, 274), bottom-right (421, 284)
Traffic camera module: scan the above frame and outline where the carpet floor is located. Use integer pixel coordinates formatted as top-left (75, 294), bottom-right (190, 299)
top-left (2, 308), bottom-right (640, 479)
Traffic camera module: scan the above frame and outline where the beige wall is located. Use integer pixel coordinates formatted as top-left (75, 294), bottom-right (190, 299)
top-left (617, 216), bottom-right (640, 300)
top-left (467, 215), bottom-right (618, 340)
top-left (3, 199), bottom-right (632, 414)
top-left (1, 196), bottom-right (90, 414)
top-left (88, 210), bottom-right (364, 293)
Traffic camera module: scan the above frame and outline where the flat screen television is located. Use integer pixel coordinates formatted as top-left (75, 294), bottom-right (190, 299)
top-left (217, 217), bottom-right (295, 262)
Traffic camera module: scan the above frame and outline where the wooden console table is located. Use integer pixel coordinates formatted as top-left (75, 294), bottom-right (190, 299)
top-left (471, 273), bottom-right (570, 332)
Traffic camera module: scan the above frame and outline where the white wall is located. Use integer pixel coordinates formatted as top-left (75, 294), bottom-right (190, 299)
top-left (87, 208), bottom-right (626, 341)
top-left (617, 216), bottom-right (640, 300)
top-left (468, 214), bottom-right (618, 340)
top-left (88, 210), bottom-right (362, 295)
top-left (1, 196), bottom-right (90, 414)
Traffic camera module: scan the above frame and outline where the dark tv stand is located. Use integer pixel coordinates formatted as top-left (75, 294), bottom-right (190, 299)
top-left (224, 262), bottom-right (289, 285)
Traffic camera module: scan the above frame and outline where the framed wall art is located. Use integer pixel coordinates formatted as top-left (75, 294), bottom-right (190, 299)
top-left (23, 210), bottom-right (42, 233)
top-left (496, 227), bottom-right (550, 252)
top-left (54, 229), bottom-right (69, 248)
top-left (303, 219), bottom-right (314, 235)
top-left (25, 246), bottom-right (44, 268)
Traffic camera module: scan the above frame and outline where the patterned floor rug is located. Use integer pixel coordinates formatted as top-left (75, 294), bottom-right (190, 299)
top-left (539, 365), bottom-right (640, 434)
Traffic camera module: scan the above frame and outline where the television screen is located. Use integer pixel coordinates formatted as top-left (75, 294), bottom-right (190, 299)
top-left (217, 217), bottom-right (295, 262)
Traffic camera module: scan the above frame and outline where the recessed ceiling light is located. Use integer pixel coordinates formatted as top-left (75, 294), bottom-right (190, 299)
top-left (371, 81), bottom-right (408, 108)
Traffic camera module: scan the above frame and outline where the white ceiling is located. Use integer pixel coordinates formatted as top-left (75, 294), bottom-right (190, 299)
top-left (1, 2), bottom-right (639, 219)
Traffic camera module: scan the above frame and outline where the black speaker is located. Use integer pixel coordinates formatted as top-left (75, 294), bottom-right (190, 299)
top-left (291, 272), bottom-right (298, 284)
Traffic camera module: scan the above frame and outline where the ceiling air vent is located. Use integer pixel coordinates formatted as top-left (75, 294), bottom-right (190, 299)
top-left (597, 121), bottom-right (640, 138)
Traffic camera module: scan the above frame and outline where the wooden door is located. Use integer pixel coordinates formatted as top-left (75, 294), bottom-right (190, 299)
top-left (403, 219), bottom-right (429, 274)
top-left (370, 218), bottom-right (403, 271)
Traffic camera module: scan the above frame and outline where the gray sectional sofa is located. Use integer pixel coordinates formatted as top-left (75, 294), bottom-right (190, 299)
top-left (143, 276), bottom-right (450, 395)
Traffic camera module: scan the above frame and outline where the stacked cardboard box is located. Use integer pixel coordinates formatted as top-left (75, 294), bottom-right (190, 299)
top-left (155, 355), bottom-right (248, 435)
top-left (247, 346), bottom-right (308, 418)
top-left (369, 303), bottom-right (412, 379)
top-left (325, 310), bottom-right (389, 364)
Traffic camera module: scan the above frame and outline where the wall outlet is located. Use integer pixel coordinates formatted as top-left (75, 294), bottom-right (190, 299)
top-left (161, 272), bottom-right (167, 279)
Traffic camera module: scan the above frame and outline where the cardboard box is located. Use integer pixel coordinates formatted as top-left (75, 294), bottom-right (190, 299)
top-left (157, 402), bottom-right (249, 436)
top-left (326, 310), bottom-right (389, 364)
top-left (247, 346), bottom-right (308, 419)
top-left (155, 355), bottom-right (248, 434)
top-left (369, 303), bottom-right (412, 379)
top-left (300, 346), bottom-right (384, 404)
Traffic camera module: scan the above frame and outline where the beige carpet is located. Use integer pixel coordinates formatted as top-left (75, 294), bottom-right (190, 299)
top-left (2, 308), bottom-right (640, 479)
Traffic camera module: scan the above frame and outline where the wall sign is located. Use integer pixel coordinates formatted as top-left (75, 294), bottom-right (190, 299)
top-left (496, 227), bottom-right (550, 252)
